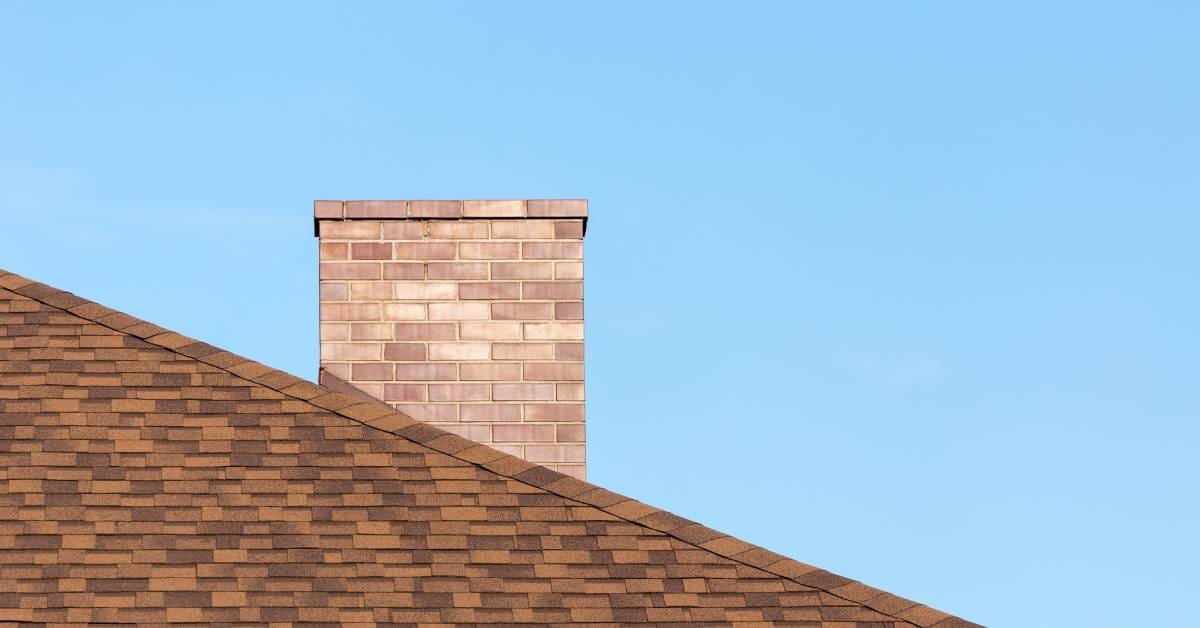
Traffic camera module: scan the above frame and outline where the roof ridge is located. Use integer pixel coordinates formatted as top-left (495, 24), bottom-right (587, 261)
top-left (0, 267), bottom-right (979, 628)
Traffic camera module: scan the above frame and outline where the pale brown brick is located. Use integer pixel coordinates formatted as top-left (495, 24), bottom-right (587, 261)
top-left (350, 282), bottom-right (393, 301)
top-left (523, 282), bottom-right (583, 300)
top-left (523, 242), bottom-right (582, 259)
top-left (490, 261), bottom-right (553, 280)
top-left (320, 262), bottom-right (380, 280)
top-left (460, 282), bottom-right (520, 300)
top-left (556, 383), bottom-right (584, 401)
top-left (527, 199), bottom-right (587, 217)
top-left (439, 423), bottom-right (492, 442)
top-left (394, 323), bottom-right (457, 341)
top-left (314, 199), bottom-right (343, 218)
top-left (428, 262), bottom-right (488, 280)
top-left (429, 303), bottom-right (490, 320)
top-left (319, 282), bottom-right (348, 301)
top-left (352, 363), bottom-right (393, 381)
top-left (429, 383), bottom-right (489, 401)
top-left (524, 322), bottom-right (583, 340)
top-left (524, 444), bottom-right (585, 462)
top-left (320, 303), bottom-right (380, 321)
top-left (556, 423), bottom-right (585, 442)
top-left (460, 363), bottom-right (522, 381)
top-left (395, 241), bottom-right (457, 260)
top-left (382, 222), bottom-right (425, 240)
top-left (463, 200), bottom-right (525, 217)
top-left (383, 262), bottom-right (425, 279)
top-left (383, 383), bottom-right (426, 401)
top-left (491, 301), bottom-right (554, 321)
top-left (394, 282), bottom-right (457, 300)
top-left (555, 261), bottom-right (583, 280)
top-left (350, 242), bottom-right (393, 260)
top-left (554, 220), bottom-right (585, 239)
top-left (428, 342), bottom-right (490, 361)
top-left (494, 424), bottom-right (555, 442)
top-left (493, 383), bottom-right (555, 401)
top-left (555, 302), bottom-right (583, 320)
top-left (320, 343), bottom-right (380, 361)
top-left (395, 363), bottom-right (457, 381)
top-left (344, 200), bottom-right (406, 218)
top-left (383, 343), bottom-right (427, 361)
top-left (524, 404), bottom-right (585, 422)
top-left (381, 303), bottom-right (426, 321)
top-left (319, 220), bottom-right (381, 239)
top-left (491, 221), bottom-right (553, 239)
top-left (319, 242), bottom-right (347, 260)
top-left (319, 322), bottom-right (348, 341)
top-left (429, 221), bottom-right (489, 239)
top-left (492, 342), bottom-right (555, 360)
top-left (350, 323), bottom-right (393, 340)
top-left (459, 322), bottom-right (521, 340)
top-left (409, 200), bottom-right (462, 218)
top-left (460, 242), bottom-right (520, 260)
top-left (393, 403), bottom-right (459, 422)
top-left (555, 343), bottom-right (584, 361)
top-left (524, 362), bottom-right (584, 381)
top-left (460, 404), bottom-right (522, 422)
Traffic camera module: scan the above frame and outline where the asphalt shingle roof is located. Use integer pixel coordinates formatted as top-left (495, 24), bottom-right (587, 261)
top-left (0, 268), bottom-right (979, 626)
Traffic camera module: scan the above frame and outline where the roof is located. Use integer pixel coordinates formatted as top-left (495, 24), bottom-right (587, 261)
top-left (0, 267), bottom-right (979, 626)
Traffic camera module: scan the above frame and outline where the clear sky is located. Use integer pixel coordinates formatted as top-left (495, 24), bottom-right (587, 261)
top-left (2, 3), bottom-right (1197, 626)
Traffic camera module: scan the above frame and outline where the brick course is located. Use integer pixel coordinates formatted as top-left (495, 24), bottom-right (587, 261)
top-left (316, 201), bottom-right (587, 478)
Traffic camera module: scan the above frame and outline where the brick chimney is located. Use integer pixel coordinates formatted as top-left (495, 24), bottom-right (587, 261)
top-left (315, 200), bottom-right (587, 478)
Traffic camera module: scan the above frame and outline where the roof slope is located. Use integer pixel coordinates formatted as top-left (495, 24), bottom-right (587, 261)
top-left (0, 268), bottom-right (979, 626)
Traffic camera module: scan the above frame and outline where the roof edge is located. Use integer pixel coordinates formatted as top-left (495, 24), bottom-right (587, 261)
top-left (312, 199), bottom-right (589, 236)
top-left (0, 266), bottom-right (980, 628)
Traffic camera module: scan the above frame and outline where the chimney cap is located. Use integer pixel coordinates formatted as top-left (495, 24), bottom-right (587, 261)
top-left (313, 199), bottom-right (588, 236)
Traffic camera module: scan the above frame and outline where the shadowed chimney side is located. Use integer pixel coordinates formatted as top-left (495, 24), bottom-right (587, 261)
top-left (315, 200), bottom-right (586, 479)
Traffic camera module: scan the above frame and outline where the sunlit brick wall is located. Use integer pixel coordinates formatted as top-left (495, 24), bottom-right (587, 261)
top-left (315, 200), bottom-right (586, 478)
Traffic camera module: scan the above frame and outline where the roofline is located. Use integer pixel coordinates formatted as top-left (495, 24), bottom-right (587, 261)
top-left (0, 266), bottom-right (980, 628)
top-left (312, 199), bottom-right (589, 237)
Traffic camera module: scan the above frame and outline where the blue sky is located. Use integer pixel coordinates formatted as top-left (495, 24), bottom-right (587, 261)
top-left (2, 2), bottom-right (1198, 625)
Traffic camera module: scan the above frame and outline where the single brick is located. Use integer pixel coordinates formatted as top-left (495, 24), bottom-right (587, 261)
top-left (428, 262), bottom-right (488, 280)
top-left (320, 343), bottom-right (380, 361)
top-left (523, 241), bottom-right (582, 259)
top-left (429, 302), bottom-right (490, 321)
top-left (556, 383), bottom-right (585, 401)
top-left (319, 220), bottom-right (381, 239)
top-left (383, 383), bottom-right (426, 402)
top-left (460, 242), bottom-right (520, 260)
top-left (320, 303), bottom-right (380, 321)
top-left (459, 363), bottom-right (522, 381)
top-left (555, 261), bottom-right (583, 280)
top-left (349, 322), bottom-right (393, 340)
top-left (463, 200), bottom-right (525, 217)
top-left (428, 342), bottom-right (491, 361)
top-left (524, 362), bottom-right (584, 381)
top-left (523, 281), bottom-right (583, 300)
top-left (394, 323), bottom-right (457, 341)
top-left (319, 283), bottom-right (348, 301)
top-left (394, 363), bottom-right (458, 381)
top-left (493, 383), bottom-right (555, 401)
top-left (429, 221), bottom-right (490, 239)
top-left (319, 262), bottom-right (380, 280)
top-left (314, 200), bottom-right (343, 218)
top-left (492, 342), bottom-right (555, 360)
top-left (555, 302), bottom-right (584, 320)
top-left (556, 423), bottom-right (586, 442)
top-left (429, 383), bottom-right (490, 401)
top-left (524, 444), bottom-right (586, 463)
top-left (383, 342), bottom-right (427, 361)
top-left (383, 262), bottom-right (426, 280)
top-left (352, 363), bottom-right (394, 381)
top-left (491, 221), bottom-right (554, 239)
top-left (490, 262), bottom-right (553, 280)
top-left (409, 200), bottom-right (462, 218)
top-left (460, 322), bottom-right (522, 340)
top-left (319, 322), bottom-right (349, 341)
top-left (393, 403), bottom-right (459, 422)
top-left (555, 342), bottom-right (584, 361)
top-left (394, 282), bottom-right (458, 300)
top-left (319, 242), bottom-right (347, 260)
top-left (344, 200), bottom-right (406, 218)
top-left (395, 241), bottom-right (457, 260)
top-left (349, 282), bottom-right (393, 301)
top-left (439, 423), bottom-right (493, 442)
top-left (460, 403), bottom-right (522, 422)
top-left (491, 302), bottom-right (554, 321)
top-left (460, 282), bottom-right (521, 300)
top-left (554, 220), bottom-right (585, 239)
top-left (494, 424), bottom-right (555, 443)
top-left (382, 222), bottom-right (425, 240)
top-left (350, 242), bottom-right (393, 260)
top-left (524, 322), bottom-right (583, 340)
top-left (381, 303), bottom-right (427, 321)
top-left (525, 403), bottom-right (585, 422)
top-left (527, 199), bottom-right (588, 217)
